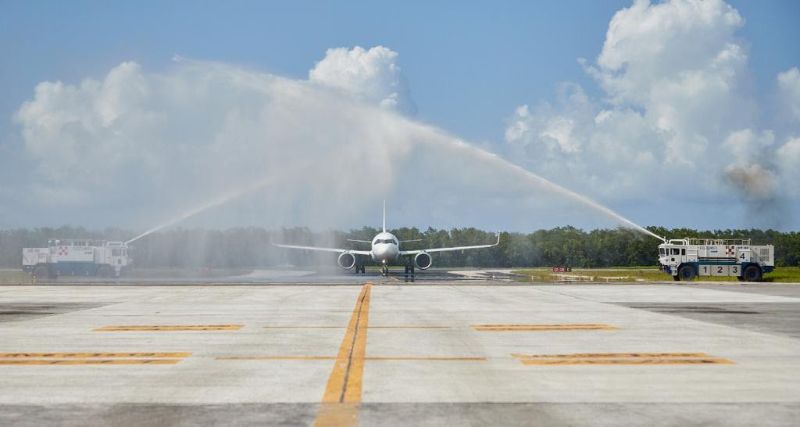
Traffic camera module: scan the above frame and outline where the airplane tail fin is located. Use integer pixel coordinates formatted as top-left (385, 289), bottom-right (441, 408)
top-left (382, 200), bottom-right (386, 233)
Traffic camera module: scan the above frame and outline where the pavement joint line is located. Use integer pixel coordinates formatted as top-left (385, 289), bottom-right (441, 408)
top-left (472, 324), bottom-right (617, 331)
top-left (314, 282), bottom-right (372, 427)
top-left (94, 325), bottom-right (243, 331)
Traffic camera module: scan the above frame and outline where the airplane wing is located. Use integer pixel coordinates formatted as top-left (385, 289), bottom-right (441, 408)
top-left (273, 243), bottom-right (371, 256)
top-left (400, 234), bottom-right (500, 255)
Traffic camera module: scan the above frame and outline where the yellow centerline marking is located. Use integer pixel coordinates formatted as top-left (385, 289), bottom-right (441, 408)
top-left (473, 324), bottom-right (617, 331)
top-left (314, 283), bottom-right (372, 427)
top-left (95, 325), bottom-right (242, 331)
top-left (0, 352), bottom-right (190, 359)
top-left (512, 352), bottom-right (734, 365)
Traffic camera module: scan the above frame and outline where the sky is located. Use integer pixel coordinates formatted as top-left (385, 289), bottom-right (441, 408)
top-left (0, 0), bottom-right (799, 234)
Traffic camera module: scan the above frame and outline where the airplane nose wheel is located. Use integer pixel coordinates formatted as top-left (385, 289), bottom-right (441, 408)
top-left (381, 264), bottom-right (389, 277)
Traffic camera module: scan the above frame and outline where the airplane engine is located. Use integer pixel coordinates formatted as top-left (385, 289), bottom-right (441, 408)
top-left (337, 252), bottom-right (356, 270)
top-left (414, 252), bottom-right (432, 270)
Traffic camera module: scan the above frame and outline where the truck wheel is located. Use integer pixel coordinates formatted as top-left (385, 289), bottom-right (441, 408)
top-left (742, 265), bottom-right (762, 282)
top-left (33, 265), bottom-right (49, 279)
top-left (678, 265), bottom-right (696, 281)
top-left (98, 266), bottom-right (113, 277)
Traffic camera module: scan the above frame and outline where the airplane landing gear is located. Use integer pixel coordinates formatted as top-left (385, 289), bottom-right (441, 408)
top-left (381, 264), bottom-right (389, 277)
top-left (404, 265), bottom-right (415, 282)
top-left (354, 264), bottom-right (366, 275)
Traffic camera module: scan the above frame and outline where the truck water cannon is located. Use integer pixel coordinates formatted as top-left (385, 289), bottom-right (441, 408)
top-left (22, 239), bottom-right (131, 279)
top-left (657, 238), bottom-right (774, 282)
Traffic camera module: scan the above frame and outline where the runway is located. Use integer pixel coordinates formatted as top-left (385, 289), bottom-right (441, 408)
top-left (1, 275), bottom-right (799, 426)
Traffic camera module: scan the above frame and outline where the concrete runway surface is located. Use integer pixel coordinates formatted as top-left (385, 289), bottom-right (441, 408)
top-left (1, 272), bottom-right (799, 426)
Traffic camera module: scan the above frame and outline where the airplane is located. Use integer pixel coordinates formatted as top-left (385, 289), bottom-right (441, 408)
top-left (274, 202), bottom-right (500, 279)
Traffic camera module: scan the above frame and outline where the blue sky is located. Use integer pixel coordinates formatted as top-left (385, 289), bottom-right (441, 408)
top-left (1, 0), bottom-right (799, 232)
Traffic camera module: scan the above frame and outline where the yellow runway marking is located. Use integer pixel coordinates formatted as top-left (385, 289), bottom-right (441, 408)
top-left (520, 358), bottom-right (733, 365)
top-left (0, 352), bottom-right (190, 359)
top-left (0, 359), bottom-right (181, 365)
top-left (473, 323), bottom-right (617, 331)
top-left (314, 282), bottom-right (372, 427)
top-left (95, 325), bottom-right (242, 331)
top-left (513, 352), bottom-right (733, 366)
top-left (513, 352), bottom-right (709, 359)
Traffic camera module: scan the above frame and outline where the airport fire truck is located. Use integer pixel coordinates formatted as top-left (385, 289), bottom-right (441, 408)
top-left (658, 238), bottom-right (774, 282)
top-left (22, 239), bottom-right (130, 278)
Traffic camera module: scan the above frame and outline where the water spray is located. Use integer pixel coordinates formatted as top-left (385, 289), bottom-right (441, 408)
top-left (426, 133), bottom-right (667, 242)
top-left (124, 176), bottom-right (276, 245)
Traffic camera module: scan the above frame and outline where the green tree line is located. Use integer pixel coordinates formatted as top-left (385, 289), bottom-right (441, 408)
top-left (1, 226), bottom-right (798, 268)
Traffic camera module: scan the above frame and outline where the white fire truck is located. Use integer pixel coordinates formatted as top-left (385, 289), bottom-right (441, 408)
top-left (22, 239), bottom-right (130, 278)
top-left (658, 238), bottom-right (774, 282)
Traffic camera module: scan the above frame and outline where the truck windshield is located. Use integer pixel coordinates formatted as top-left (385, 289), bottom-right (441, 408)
top-left (659, 248), bottom-right (665, 255)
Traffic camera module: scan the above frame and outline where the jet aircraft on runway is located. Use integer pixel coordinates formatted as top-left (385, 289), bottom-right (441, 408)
top-left (274, 202), bottom-right (499, 278)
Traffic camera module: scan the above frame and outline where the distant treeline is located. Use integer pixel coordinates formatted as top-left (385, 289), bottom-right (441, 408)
top-left (1, 226), bottom-right (799, 268)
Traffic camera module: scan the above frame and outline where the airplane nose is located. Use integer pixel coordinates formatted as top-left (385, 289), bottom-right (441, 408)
top-left (373, 244), bottom-right (397, 261)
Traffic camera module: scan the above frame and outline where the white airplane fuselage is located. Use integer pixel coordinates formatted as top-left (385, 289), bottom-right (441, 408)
top-left (273, 201), bottom-right (499, 277)
top-left (370, 231), bottom-right (400, 264)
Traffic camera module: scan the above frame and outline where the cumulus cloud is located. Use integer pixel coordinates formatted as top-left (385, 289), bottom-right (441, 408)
top-left (309, 46), bottom-right (416, 115)
top-left (13, 57), bottom-right (417, 229)
top-left (504, 0), bottom-right (796, 226)
top-left (777, 137), bottom-right (800, 196)
top-left (778, 67), bottom-right (800, 122)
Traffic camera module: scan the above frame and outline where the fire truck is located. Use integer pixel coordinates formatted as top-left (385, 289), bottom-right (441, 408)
top-left (22, 239), bottom-right (130, 278)
top-left (658, 238), bottom-right (774, 282)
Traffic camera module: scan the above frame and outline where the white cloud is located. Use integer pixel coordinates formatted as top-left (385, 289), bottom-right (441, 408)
top-left (777, 137), bottom-right (800, 196)
top-left (504, 0), bottom-right (795, 226)
top-left (778, 67), bottom-right (800, 122)
top-left (723, 129), bottom-right (774, 163)
top-left (309, 46), bottom-right (415, 115)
